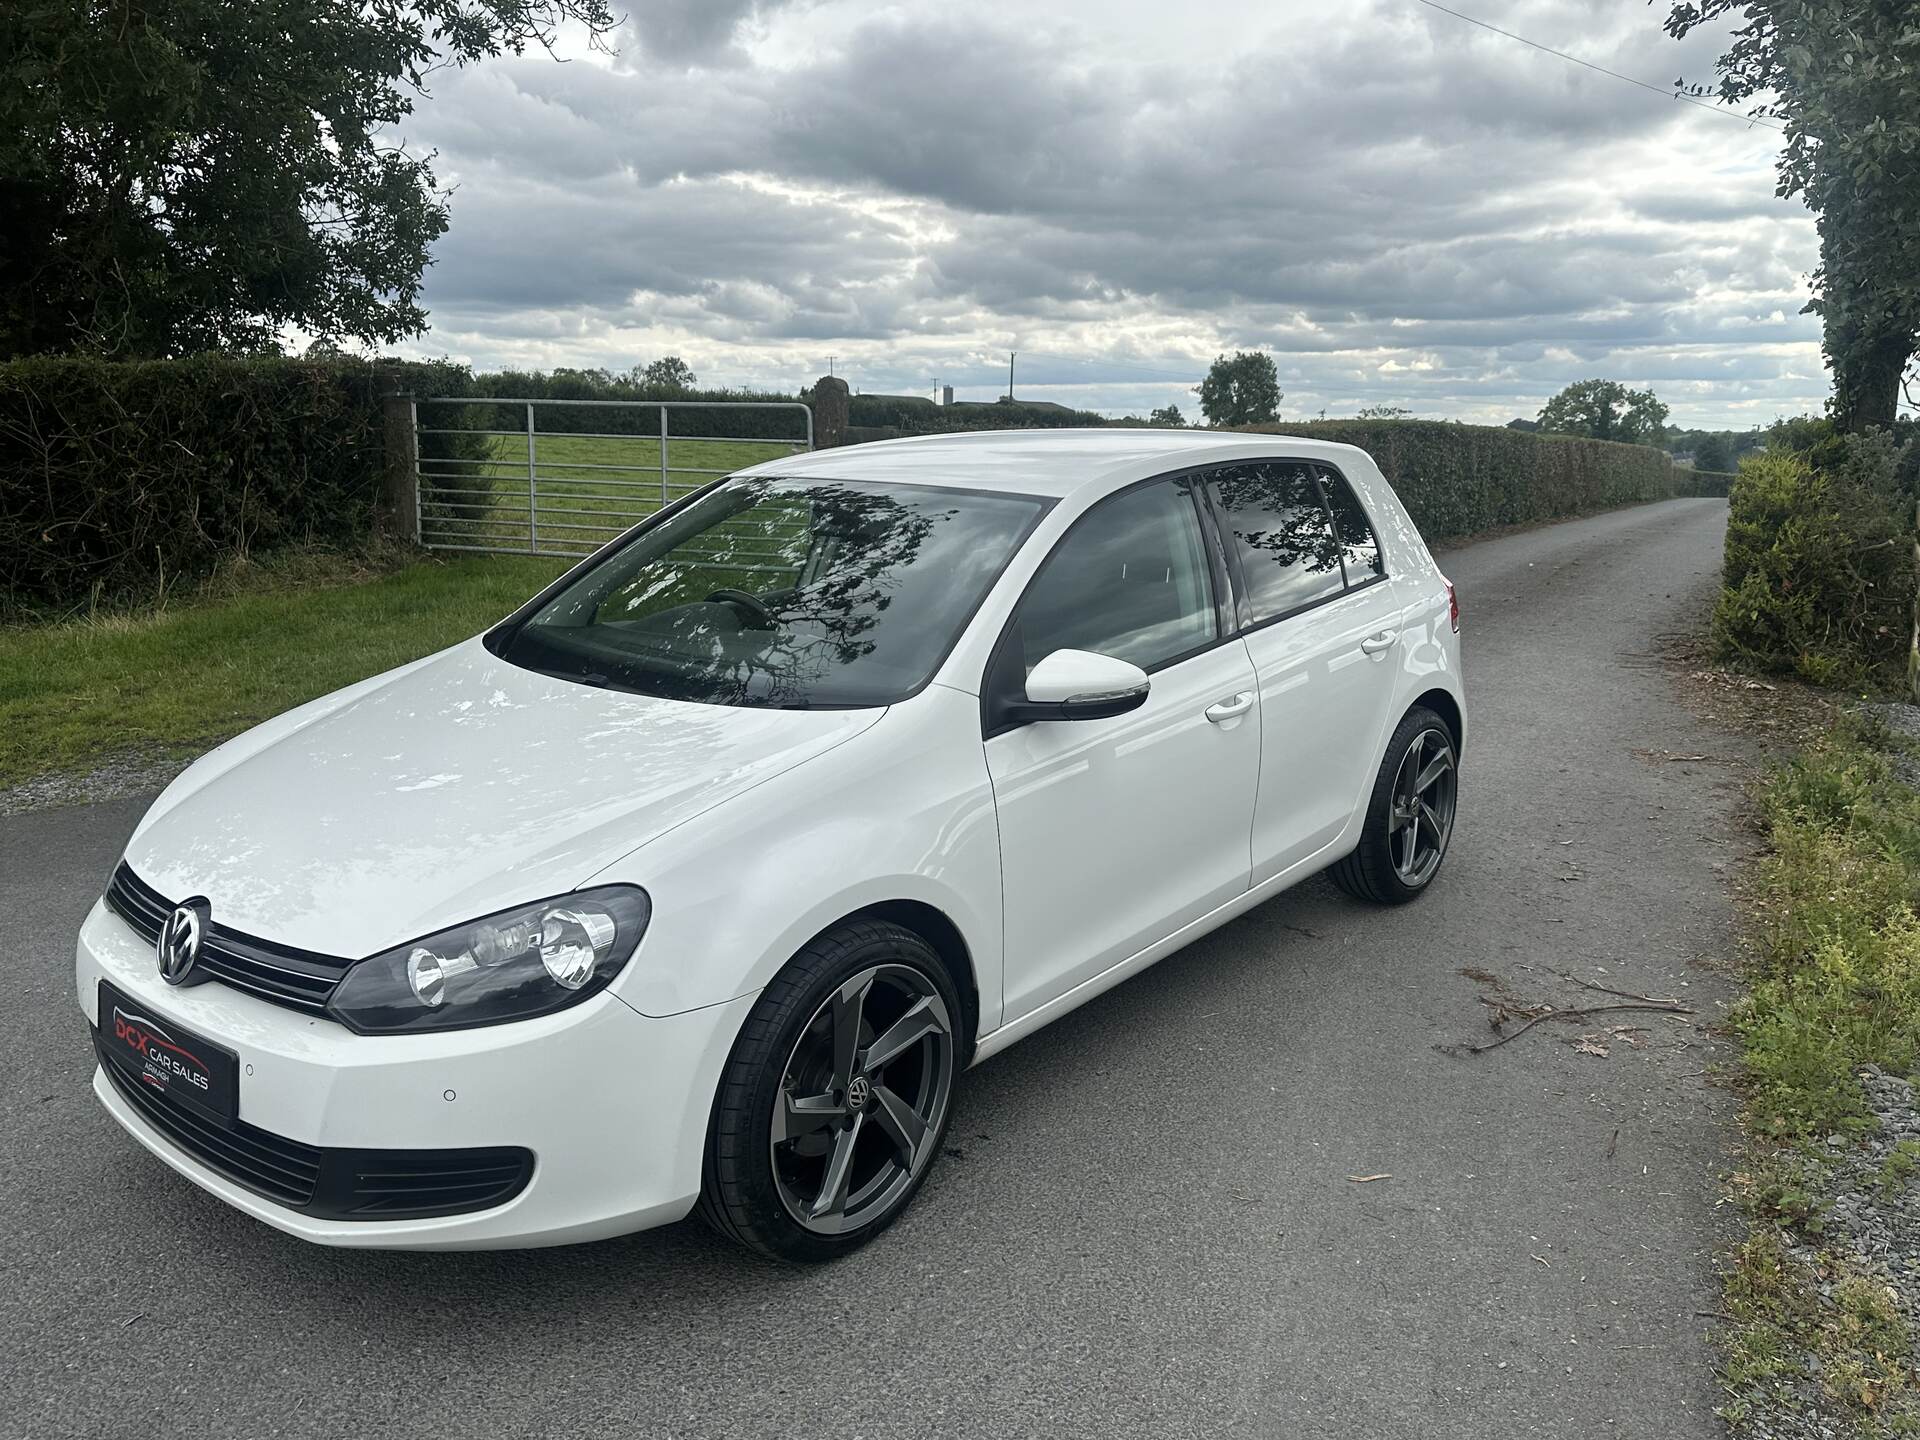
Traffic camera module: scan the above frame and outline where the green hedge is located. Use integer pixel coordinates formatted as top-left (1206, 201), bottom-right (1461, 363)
top-left (0, 355), bottom-right (462, 611)
top-left (436, 369), bottom-right (813, 443)
top-left (1715, 443), bottom-right (1911, 688)
top-left (1237, 419), bottom-right (1685, 542)
top-left (0, 356), bottom-right (826, 612)
top-left (848, 393), bottom-right (1113, 431)
top-left (0, 360), bottom-right (1714, 615)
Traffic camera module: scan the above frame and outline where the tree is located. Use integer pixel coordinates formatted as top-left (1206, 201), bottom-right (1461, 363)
top-left (1536, 379), bottom-right (1669, 445)
top-left (1356, 404), bottom-right (1412, 420)
top-left (0, 0), bottom-right (615, 359)
top-left (1664, 2), bottom-right (1920, 432)
top-left (1692, 433), bottom-right (1735, 472)
top-left (638, 356), bottom-right (698, 391)
top-left (1506, 417), bottom-right (1541, 432)
top-left (1148, 404), bottom-right (1186, 427)
top-left (1196, 352), bottom-right (1281, 427)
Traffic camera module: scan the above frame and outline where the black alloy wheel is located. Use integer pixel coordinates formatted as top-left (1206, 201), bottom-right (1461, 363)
top-left (699, 921), bottom-right (960, 1262)
top-left (1387, 724), bottom-right (1457, 888)
top-left (1330, 704), bottom-right (1459, 904)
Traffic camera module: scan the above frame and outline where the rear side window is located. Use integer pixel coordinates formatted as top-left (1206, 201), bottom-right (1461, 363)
top-left (1205, 462), bottom-right (1346, 622)
top-left (1317, 467), bottom-right (1385, 583)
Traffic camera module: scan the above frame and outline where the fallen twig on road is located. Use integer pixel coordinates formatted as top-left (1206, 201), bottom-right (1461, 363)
top-left (1558, 973), bottom-right (1685, 1007)
top-left (1439, 999), bottom-right (1694, 1057)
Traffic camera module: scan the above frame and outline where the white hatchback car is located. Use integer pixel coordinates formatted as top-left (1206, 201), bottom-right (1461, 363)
top-left (80, 429), bottom-right (1463, 1261)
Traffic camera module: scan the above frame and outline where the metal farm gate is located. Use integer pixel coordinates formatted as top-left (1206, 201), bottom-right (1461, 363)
top-left (411, 397), bottom-right (813, 557)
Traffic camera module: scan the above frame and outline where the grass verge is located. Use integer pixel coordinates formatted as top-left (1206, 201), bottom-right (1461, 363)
top-left (1740, 714), bottom-right (1920, 1141)
top-left (1720, 711), bottom-right (1920, 1434)
top-left (0, 547), bottom-right (565, 788)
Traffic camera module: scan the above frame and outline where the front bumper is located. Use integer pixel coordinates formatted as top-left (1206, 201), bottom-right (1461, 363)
top-left (77, 900), bottom-right (753, 1249)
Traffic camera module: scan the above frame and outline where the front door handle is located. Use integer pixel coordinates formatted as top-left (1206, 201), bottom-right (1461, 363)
top-left (1359, 630), bottom-right (1398, 655)
top-left (1205, 691), bottom-right (1255, 723)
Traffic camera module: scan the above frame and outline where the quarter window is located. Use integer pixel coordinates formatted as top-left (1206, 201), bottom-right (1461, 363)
top-left (1205, 462), bottom-right (1346, 622)
top-left (1317, 467), bottom-right (1385, 583)
top-left (1010, 478), bottom-right (1217, 673)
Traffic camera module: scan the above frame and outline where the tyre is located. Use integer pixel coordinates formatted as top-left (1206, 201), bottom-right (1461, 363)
top-left (697, 920), bottom-right (961, 1263)
top-left (1330, 705), bottom-right (1459, 905)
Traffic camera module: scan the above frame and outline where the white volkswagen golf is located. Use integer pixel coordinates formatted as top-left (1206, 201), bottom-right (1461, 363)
top-left (80, 428), bottom-right (1464, 1262)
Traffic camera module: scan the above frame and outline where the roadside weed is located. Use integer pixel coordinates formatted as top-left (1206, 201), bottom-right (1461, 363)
top-left (1739, 726), bottom-right (1920, 1140)
top-left (1878, 1140), bottom-right (1920, 1199)
top-left (1719, 714), bottom-right (1920, 1435)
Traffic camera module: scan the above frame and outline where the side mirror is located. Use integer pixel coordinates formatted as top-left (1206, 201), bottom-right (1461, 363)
top-left (1013, 648), bottom-right (1150, 723)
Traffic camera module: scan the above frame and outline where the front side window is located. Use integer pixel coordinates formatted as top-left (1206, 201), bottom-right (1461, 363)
top-left (1205, 462), bottom-right (1346, 622)
top-left (1009, 478), bottom-right (1216, 673)
top-left (495, 477), bottom-right (1047, 708)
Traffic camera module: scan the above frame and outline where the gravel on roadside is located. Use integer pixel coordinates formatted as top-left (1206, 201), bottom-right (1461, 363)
top-left (1721, 1066), bottom-right (1920, 1440)
top-left (0, 747), bottom-right (192, 817)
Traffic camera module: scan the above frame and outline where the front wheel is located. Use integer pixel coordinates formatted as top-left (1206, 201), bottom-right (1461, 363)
top-left (698, 920), bottom-right (960, 1262)
top-left (1330, 705), bottom-right (1459, 904)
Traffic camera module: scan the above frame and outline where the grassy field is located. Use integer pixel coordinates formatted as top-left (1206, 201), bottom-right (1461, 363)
top-left (1, 433), bottom-right (810, 789)
top-left (0, 551), bottom-right (566, 787)
top-left (421, 434), bottom-right (803, 554)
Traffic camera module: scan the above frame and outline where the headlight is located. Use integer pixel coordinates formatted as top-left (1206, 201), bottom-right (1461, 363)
top-left (327, 886), bottom-right (650, 1034)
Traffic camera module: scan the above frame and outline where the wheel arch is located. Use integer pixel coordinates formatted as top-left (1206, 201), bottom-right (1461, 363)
top-left (797, 899), bottom-right (982, 1063)
top-left (1411, 685), bottom-right (1464, 756)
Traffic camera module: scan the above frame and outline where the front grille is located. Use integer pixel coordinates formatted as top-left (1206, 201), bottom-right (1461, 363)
top-left (105, 863), bottom-right (349, 1016)
top-left (99, 1041), bottom-right (321, 1206)
top-left (97, 1040), bottom-right (535, 1221)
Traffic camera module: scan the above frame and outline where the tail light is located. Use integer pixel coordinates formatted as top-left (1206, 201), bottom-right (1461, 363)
top-left (1444, 579), bottom-right (1459, 632)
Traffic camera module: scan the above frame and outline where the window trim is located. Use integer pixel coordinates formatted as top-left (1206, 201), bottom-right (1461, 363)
top-left (1203, 458), bottom-right (1392, 639)
top-left (978, 455), bottom-right (1397, 736)
top-left (980, 471), bottom-right (1225, 739)
top-left (1311, 462), bottom-right (1387, 593)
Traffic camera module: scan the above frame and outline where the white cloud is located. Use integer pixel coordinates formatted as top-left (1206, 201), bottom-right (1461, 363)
top-left (391, 0), bottom-right (1823, 426)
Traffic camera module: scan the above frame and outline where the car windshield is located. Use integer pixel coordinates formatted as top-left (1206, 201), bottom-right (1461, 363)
top-left (494, 476), bottom-right (1049, 708)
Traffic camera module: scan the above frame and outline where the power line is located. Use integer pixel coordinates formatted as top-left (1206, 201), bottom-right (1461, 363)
top-left (1410, 0), bottom-right (1784, 133)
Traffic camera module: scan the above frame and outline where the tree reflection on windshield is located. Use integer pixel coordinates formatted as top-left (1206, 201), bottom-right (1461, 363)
top-left (500, 477), bottom-right (1047, 709)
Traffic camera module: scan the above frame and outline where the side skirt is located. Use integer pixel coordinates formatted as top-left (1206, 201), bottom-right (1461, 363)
top-left (968, 831), bottom-right (1354, 1067)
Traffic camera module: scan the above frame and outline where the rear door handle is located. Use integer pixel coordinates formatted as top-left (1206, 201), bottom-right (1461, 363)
top-left (1359, 630), bottom-right (1398, 655)
top-left (1205, 691), bottom-right (1255, 723)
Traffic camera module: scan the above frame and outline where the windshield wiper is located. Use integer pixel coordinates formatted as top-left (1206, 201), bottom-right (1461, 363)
top-left (528, 665), bottom-right (610, 689)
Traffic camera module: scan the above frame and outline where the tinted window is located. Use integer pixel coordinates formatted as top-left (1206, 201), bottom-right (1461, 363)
top-left (1013, 478), bottom-right (1216, 672)
top-left (1206, 462), bottom-right (1345, 621)
top-left (496, 476), bottom-right (1047, 708)
top-left (1318, 467), bottom-right (1385, 582)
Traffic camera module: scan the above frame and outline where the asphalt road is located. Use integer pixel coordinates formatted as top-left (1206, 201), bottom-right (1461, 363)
top-left (2, 498), bottom-right (1745, 1440)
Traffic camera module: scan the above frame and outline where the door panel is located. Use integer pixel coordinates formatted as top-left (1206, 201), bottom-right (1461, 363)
top-left (1202, 460), bottom-right (1408, 884)
top-left (982, 475), bottom-right (1258, 1024)
top-left (989, 641), bottom-right (1259, 1019)
top-left (1240, 585), bottom-right (1406, 883)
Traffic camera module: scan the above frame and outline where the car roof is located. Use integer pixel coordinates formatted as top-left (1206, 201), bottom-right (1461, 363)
top-left (733, 427), bottom-right (1371, 499)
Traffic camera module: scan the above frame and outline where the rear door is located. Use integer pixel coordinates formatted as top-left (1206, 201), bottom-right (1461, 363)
top-left (984, 475), bottom-right (1259, 1022)
top-left (1202, 461), bottom-right (1408, 885)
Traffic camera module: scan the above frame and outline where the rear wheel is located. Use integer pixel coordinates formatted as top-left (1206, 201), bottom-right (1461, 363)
top-left (698, 920), bottom-right (960, 1263)
top-left (1330, 705), bottom-right (1458, 904)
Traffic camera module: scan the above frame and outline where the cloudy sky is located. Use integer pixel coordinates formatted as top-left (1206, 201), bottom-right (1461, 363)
top-left (390, 0), bottom-right (1821, 428)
